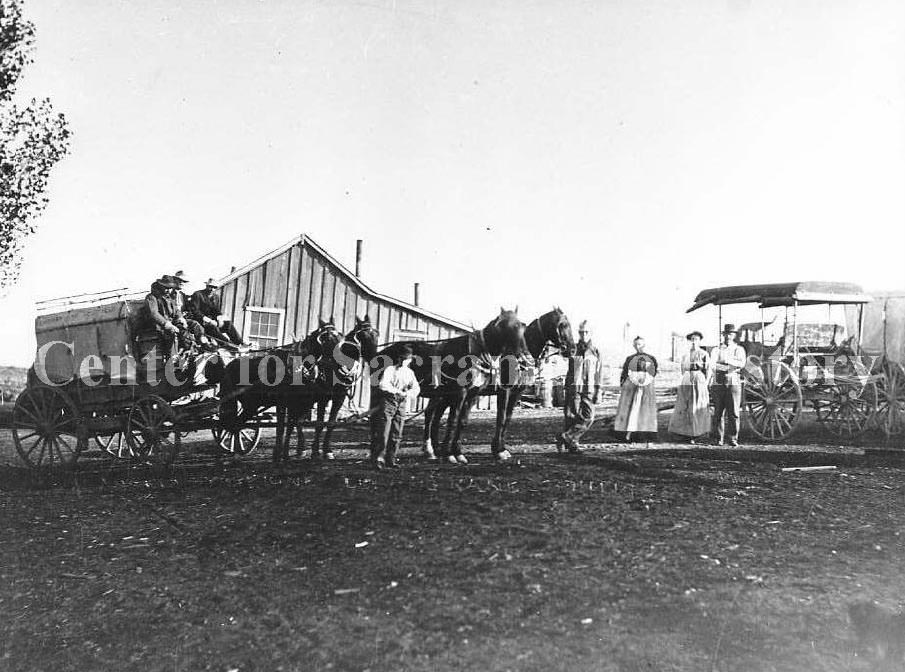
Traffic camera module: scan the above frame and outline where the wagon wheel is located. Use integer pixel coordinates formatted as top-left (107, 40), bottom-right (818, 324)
top-left (12, 386), bottom-right (85, 470)
top-left (872, 358), bottom-right (905, 438)
top-left (95, 431), bottom-right (131, 459)
top-left (742, 359), bottom-right (802, 442)
top-left (125, 396), bottom-right (180, 465)
top-left (813, 359), bottom-right (878, 440)
top-left (212, 398), bottom-right (262, 456)
top-left (211, 425), bottom-right (261, 456)
top-left (87, 411), bottom-right (132, 459)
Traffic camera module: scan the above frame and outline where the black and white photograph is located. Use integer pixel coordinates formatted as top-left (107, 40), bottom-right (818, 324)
top-left (1, 1), bottom-right (904, 670)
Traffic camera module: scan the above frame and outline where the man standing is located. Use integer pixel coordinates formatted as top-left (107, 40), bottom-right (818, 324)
top-left (188, 278), bottom-right (244, 346)
top-left (372, 345), bottom-right (421, 469)
top-left (709, 324), bottom-right (747, 446)
top-left (556, 320), bottom-right (604, 453)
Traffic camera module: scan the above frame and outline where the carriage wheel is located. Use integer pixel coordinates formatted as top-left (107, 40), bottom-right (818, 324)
top-left (813, 358), bottom-right (878, 440)
top-left (872, 358), bottom-right (905, 438)
top-left (125, 396), bottom-right (180, 465)
top-left (12, 387), bottom-right (84, 470)
top-left (211, 425), bottom-right (261, 456)
top-left (742, 360), bottom-right (802, 442)
top-left (95, 431), bottom-right (131, 459)
top-left (212, 399), bottom-right (262, 456)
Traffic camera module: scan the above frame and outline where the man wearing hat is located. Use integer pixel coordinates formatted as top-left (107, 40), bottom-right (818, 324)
top-left (556, 320), bottom-right (604, 453)
top-left (143, 275), bottom-right (190, 358)
top-left (709, 324), bottom-right (747, 446)
top-left (188, 277), bottom-right (244, 346)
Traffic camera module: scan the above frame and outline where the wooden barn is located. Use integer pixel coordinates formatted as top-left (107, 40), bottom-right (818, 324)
top-left (216, 233), bottom-right (470, 348)
top-left (215, 234), bottom-right (485, 411)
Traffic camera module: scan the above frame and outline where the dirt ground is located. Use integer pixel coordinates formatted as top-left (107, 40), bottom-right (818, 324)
top-left (1, 408), bottom-right (904, 672)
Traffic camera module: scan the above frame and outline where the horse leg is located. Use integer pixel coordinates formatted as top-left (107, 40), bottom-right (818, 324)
top-left (496, 387), bottom-right (521, 461)
top-left (283, 403), bottom-right (298, 462)
top-left (322, 392), bottom-right (342, 460)
top-left (274, 404), bottom-right (285, 462)
top-left (492, 390), bottom-right (507, 455)
top-left (295, 400), bottom-right (310, 458)
top-left (313, 398), bottom-right (327, 458)
top-left (422, 398), bottom-right (441, 460)
top-left (446, 392), bottom-right (470, 465)
top-left (439, 397), bottom-right (456, 459)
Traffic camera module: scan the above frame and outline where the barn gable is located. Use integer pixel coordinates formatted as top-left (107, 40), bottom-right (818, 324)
top-left (217, 234), bottom-right (470, 350)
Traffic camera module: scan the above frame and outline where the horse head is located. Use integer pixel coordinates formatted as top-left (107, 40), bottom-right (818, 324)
top-left (548, 306), bottom-right (576, 357)
top-left (306, 317), bottom-right (343, 359)
top-left (347, 314), bottom-right (380, 362)
top-left (483, 306), bottom-right (526, 356)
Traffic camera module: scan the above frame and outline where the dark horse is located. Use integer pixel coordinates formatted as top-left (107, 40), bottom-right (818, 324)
top-left (491, 307), bottom-right (576, 457)
top-left (420, 307), bottom-right (575, 462)
top-left (374, 308), bottom-right (525, 465)
top-left (278, 315), bottom-right (380, 460)
top-left (218, 319), bottom-right (344, 462)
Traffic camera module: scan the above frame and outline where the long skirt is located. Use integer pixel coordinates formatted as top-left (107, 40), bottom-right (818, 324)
top-left (613, 380), bottom-right (658, 433)
top-left (668, 371), bottom-right (711, 438)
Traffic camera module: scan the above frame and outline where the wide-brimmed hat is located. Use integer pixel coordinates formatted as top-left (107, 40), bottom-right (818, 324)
top-left (174, 270), bottom-right (189, 283)
top-left (722, 323), bottom-right (738, 334)
top-left (157, 275), bottom-right (180, 289)
top-left (686, 330), bottom-right (703, 340)
top-left (204, 277), bottom-right (219, 288)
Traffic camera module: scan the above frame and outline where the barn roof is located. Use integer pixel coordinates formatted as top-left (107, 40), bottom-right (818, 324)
top-left (687, 281), bottom-right (872, 313)
top-left (218, 233), bottom-right (472, 332)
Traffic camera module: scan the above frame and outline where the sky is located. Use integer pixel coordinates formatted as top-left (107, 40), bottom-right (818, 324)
top-left (1, 0), bottom-right (904, 366)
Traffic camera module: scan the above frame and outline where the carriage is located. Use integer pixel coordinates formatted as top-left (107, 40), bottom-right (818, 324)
top-left (687, 282), bottom-right (905, 442)
top-left (10, 291), bottom-right (262, 470)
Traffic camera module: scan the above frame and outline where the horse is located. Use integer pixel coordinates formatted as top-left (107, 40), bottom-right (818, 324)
top-left (419, 308), bottom-right (575, 462)
top-left (218, 319), bottom-right (344, 462)
top-left (491, 307), bottom-right (576, 457)
top-left (279, 315), bottom-right (380, 460)
top-left (374, 307), bottom-right (526, 465)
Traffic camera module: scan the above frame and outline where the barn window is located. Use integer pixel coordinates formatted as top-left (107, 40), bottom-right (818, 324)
top-left (244, 307), bottom-right (285, 349)
top-left (393, 328), bottom-right (429, 341)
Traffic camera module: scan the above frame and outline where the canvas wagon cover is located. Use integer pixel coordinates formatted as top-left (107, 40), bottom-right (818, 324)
top-left (847, 292), bottom-right (905, 365)
top-left (35, 299), bottom-right (146, 383)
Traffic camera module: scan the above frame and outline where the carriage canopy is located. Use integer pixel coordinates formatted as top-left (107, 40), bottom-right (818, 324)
top-left (686, 281), bottom-right (872, 313)
top-left (849, 291), bottom-right (905, 365)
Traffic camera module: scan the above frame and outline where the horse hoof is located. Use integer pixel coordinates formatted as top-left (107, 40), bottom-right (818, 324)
top-left (496, 450), bottom-right (511, 461)
top-left (456, 454), bottom-right (468, 465)
top-left (423, 447), bottom-right (436, 460)
top-left (446, 455), bottom-right (458, 465)
top-left (324, 452), bottom-right (335, 461)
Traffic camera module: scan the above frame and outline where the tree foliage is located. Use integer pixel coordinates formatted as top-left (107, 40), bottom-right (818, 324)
top-left (0, 0), bottom-right (70, 290)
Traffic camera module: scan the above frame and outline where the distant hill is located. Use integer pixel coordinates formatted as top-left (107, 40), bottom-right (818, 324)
top-left (0, 366), bottom-right (27, 404)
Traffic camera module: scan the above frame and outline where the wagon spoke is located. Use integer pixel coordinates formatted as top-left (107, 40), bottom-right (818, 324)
top-left (23, 435), bottom-right (43, 455)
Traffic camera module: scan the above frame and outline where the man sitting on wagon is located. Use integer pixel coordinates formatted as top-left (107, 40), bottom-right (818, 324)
top-left (172, 270), bottom-right (216, 350)
top-left (187, 278), bottom-right (246, 348)
top-left (142, 275), bottom-right (203, 359)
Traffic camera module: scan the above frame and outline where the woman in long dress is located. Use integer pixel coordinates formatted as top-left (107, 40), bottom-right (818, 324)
top-left (613, 336), bottom-right (659, 442)
top-left (668, 331), bottom-right (711, 443)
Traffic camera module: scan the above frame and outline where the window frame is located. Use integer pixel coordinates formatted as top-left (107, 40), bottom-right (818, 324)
top-left (243, 306), bottom-right (285, 349)
top-left (392, 328), bottom-right (429, 342)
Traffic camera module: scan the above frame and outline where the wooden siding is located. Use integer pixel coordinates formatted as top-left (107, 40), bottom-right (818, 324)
top-left (220, 240), bottom-right (470, 345)
top-left (218, 238), bottom-right (472, 413)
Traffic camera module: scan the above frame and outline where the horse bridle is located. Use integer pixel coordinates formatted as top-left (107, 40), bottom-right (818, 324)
top-left (347, 321), bottom-right (378, 352)
top-left (314, 323), bottom-right (341, 351)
